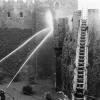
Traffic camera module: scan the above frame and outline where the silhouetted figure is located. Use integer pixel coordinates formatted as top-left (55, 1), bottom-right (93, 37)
top-left (0, 90), bottom-right (5, 100)
top-left (45, 92), bottom-right (54, 100)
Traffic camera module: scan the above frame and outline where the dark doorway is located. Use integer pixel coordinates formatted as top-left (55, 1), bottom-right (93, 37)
top-left (20, 12), bottom-right (23, 17)
top-left (7, 12), bottom-right (11, 17)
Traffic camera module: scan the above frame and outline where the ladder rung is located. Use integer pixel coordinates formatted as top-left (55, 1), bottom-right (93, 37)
top-left (77, 83), bottom-right (84, 86)
top-left (79, 52), bottom-right (85, 54)
top-left (78, 67), bottom-right (84, 69)
top-left (82, 21), bottom-right (87, 23)
top-left (79, 58), bottom-right (84, 61)
top-left (80, 46), bottom-right (85, 49)
top-left (78, 67), bottom-right (84, 70)
top-left (80, 42), bottom-right (85, 44)
top-left (81, 33), bottom-right (86, 36)
top-left (82, 22), bottom-right (86, 23)
top-left (80, 39), bottom-right (85, 42)
top-left (82, 23), bottom-right (86, 25)
top-left (78, 63), bottom-right (84, 66)
top-left (79, 53), bottom-right (85, 56)
top-left (81, 31), bottom-right (86, 33)
top-left (76, 87), bottom-right (84, 89)
top-left (81, 25), bottom-right (86, 28)
top-left (77, 83), bottom-right (84, 85)
top-left (79, 50), bottom-right (85, 52)
top-left (77, 73), bottom-right (84, 75)
top-left (82, 19), bottom-right (87, 21)
top-left (81, 34), bottom-right (86, 36)
top-left (82, 21), bottom-right (86, 22)
top-left (79, 60), bottom-right (84, 63)
top-left (81, 28), bottom-right (86, 31)
top-left (81, 36), bottom-right (85, 38)
top-left (81, 31), bottom-right (85, 33)
top-left (80, 49), bottom-right (85, 52)
top-left (76, 88), bottom-right (84, 93)
top-left (81, 22), bottom-right (86, 24)
top-left (78, 70), bottom-right (84, 72)
top-left (80, 39), bottom-right (85, 41)
top-left (79, 54), bottom-right (85, 57)
top-left (81, 30), bottom-right (86, 31)
top-left (78, 71), bottom-right (84, 74)
top-left (79, 57), bottom-right (84, 60)
top-left (80, 40), bottom-right (85, 42)
top-left (80, 48), bottom-right (85, 50)
top-left (80, 37), bottom-right (85, 39)
top-left (77, 75), bottom-right (84, 79)
top-left (77, 78), bottom-right (84, 83)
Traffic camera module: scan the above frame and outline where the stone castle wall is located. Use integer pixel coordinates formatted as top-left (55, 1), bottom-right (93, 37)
top-left (0, 2), bottom-right (34, 29)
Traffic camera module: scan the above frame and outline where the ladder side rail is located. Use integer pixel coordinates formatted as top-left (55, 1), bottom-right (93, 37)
top-left (75, 26), bottom-right (81, 67)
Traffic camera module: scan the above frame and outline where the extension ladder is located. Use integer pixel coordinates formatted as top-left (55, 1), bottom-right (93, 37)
top-left (72, 18), bottom-right (88, 100)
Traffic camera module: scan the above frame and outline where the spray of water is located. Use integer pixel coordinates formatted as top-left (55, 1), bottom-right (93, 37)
top-left (0, 28), bottom-right (49, 64)
top-left (45, 10), bottom-right (53, 28)
top-left (6, 27), bottom-right (53, 89)
top-left (6, 9), bottom-right (54, 89)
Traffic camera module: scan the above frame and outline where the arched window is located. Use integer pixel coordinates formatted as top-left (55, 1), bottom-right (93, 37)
top-left (54, 1), bottom-right (60, 9)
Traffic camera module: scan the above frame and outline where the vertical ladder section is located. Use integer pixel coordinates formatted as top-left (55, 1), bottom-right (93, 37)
top-left (72, 18), bottom-right (88, 100)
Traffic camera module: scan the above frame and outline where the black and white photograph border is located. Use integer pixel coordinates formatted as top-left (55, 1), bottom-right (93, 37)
top-left (0, 0), bottom-right (99, 100)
